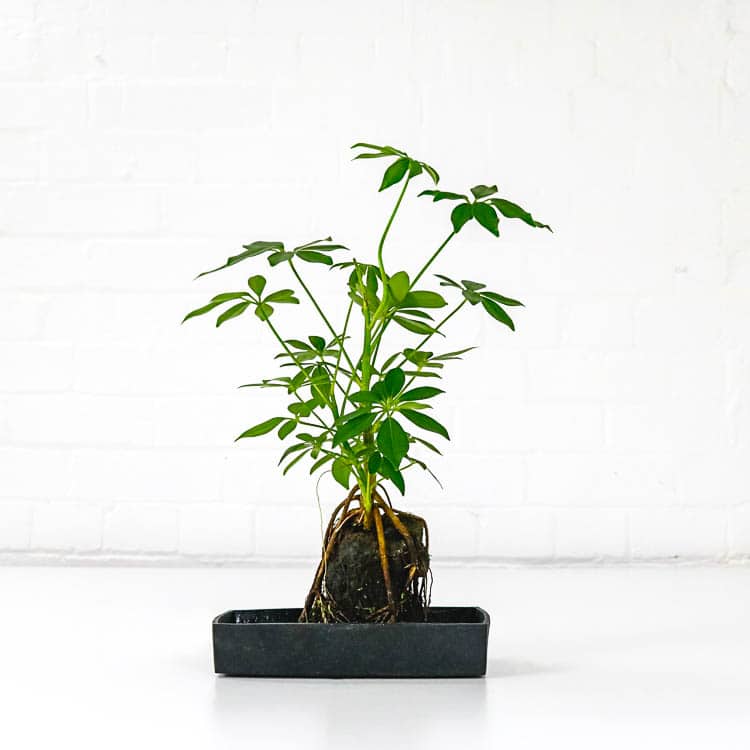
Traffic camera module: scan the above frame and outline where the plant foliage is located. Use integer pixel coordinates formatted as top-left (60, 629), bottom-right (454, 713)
top-left (184, 142), bottom-right (551, 515)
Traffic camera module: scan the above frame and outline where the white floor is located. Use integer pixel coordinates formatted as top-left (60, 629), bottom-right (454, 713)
top-left (1, 565), bottom-right (749, 749)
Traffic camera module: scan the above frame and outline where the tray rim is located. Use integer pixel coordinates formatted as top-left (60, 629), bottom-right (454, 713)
top-left (213, 605), bottom-right (490, 628)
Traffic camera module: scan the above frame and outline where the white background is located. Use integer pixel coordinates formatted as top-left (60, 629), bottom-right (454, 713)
top-left (1, 0), bottom-right (749, 565)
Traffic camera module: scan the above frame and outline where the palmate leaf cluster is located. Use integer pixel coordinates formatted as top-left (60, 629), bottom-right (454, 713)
top-left (183, 142), bottom-right (551, 507)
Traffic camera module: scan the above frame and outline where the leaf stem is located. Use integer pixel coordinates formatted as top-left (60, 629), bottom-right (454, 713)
top-left (377, 175), bottom-right (411, 281)
top-left (288, 259), bottom-right (357, 375)
top-left (410, 231), bottom-right (456, 288)
top-left (331, 298), bottom-right (354, 412)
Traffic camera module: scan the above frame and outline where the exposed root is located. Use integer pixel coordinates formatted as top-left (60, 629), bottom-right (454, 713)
top-left (373, 503), bottom-right (396, 622)
top-left (301, 506), bottom-right (361, 617)
top-left (377, 483), bottom-right (394, 509)
top-left (374, 493), bottom-right (424, 576)
top-left (299, 487), bottom-right (430, 624)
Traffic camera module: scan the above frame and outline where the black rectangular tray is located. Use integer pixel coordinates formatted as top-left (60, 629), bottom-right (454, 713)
top-left (213, 606), bottom-right (489, 678)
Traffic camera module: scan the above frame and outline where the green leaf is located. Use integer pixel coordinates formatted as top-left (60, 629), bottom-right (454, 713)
top-left (308, 335), bottom-right (326, 351)
top-left (419, 190), bottom-right (467, 203)
top-left (332, 412), bottom-right (375, 446)
top-left (489, 198), bottom-right (552, 231)
top-left (338, 407), bottom-right (371, 423)
top-left (287, 401), bottom-right (312, 417)
top-left (400, 386), bottom-right (444, 401)
top-left (371, 381), bottom-right (387, 401)
top-left (398, 401), bottom-right (432, 411)
top-left (236, 416), bottom-right (285, 440)
top-left (377, 417), bottom-right (409, 466)
top-left (401, 291), bottom-right (447, 309)
top-left (481, 291), bottom-right (523, 307)
top-left (296, 250), bottom-right (333, 265)
top-left (397, 309), bottom-right (434, 320)
top-left (182, 299), bottom-right (226, 323)
top-left (434, 273), bottom-right (460, 288)
top-left (248, 275), bottom-right (266, 295)
top-left (264, 289), bottom-right (299, 304)
top-left (379, 457), bottom-right (405, 494)
top-left (216, 301), bottom-right (250, 326)
top-left (366, 266), bottom-right (379, 294)
top-left (268, 251), bottom-right (293, 267)
top-left (349, 390), bottom-right (377, 404)
top-left (403, 348), bottom-right (433, 366)
top-left (298, 243), bottom-right (348, 252)
top-left (470, 184), bottom-right (498, 200)
top-left (309, 453), bottom-right (335, 474)
top-left (351, 142), bottom-right (405, 156)
top-left (211, 292), bottom-right (250, 302)
top-left (332, 458), bottom-right (351, 489)
top-left (461, 279), bottom-right (486, 291)
top-left (286, 339), bottom-right (312, 351)
top-left (480, 298), bottom-right (515, 330)
top-left (383, 367), bottom-right (405, 397)
top-left (393, 316), bottom-right (440, 335)
top-left (282, 449), bottom-right (309, 475)
top-left (408, 160), bottom-right (423, 177)
top-left (412, 436), bottom-right (443, 455)
top-left (379, 157), bottom-right (410, 191)
top-left (278, 420), bottom-right (296, 440)
top-left (254, 303), bottom-right (274, 320)
top-left (451, 203), bottom-right (473, 232)
top-left (197, 241), bottom-right (284, 278)
top-left (389, 271), bottom-right (410, 303)
top-left (351, 141), bottom-right (387, 152)
top-left (462, 289), bottom-right (482, 305)
top-left (472, 203), bottom-right (499, 236)
top-left (431, 346), bottom-right (476, 361)
top-left (399, 409), bottom-right (450, 440)
top-left (353, 151), bottom-right (392, 160)
top-left (278, 442), bottom-right (307, 465)
top-left (368, 452), bottom-right (382, 474)
top-left (420, 162), bottom-right (440, 185)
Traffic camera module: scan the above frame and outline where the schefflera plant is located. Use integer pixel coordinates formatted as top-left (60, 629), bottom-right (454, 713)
top-left (184, 142), bottom-right (551, 624)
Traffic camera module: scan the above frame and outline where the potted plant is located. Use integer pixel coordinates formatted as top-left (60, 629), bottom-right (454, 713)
top-left (184, 142), bottom-right (551, 677)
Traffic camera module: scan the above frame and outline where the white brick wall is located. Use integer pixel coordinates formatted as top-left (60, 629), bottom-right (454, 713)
top-left (1, 0), bottom-right (749, 565)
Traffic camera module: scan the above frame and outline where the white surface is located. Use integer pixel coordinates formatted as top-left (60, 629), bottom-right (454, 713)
top-left (1, 565), bottom-right (749, 749)
top-left (2, 0), bottom-right (750, 563)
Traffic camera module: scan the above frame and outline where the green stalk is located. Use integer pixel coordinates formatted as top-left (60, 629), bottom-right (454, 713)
top-left (377, 176), bottom-right (411, 282)
top-left (410, 231), bottom-right (456, 288)
top-left (360, 430), bottom-right (376, 523)
top-left (370, 231), bottom-right (457, 365)
top-left (331, 298), bottom-right (354, 412)
top-left (358, 175), bottom-right (412, 512)
top-left (288, 259), bottom-right (357, 375)
top-left (361, 304), bottom-right (374, 389)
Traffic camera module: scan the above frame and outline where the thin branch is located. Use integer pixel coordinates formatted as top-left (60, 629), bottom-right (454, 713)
top-left (288, 259), bottom-right (357, 374)
top-left (331, 298), bottom-right (354, 413)
top-left (263, 316), bottom-right (333, 431)
top-left (410, 231), bottom-right (455, 288)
